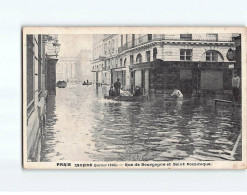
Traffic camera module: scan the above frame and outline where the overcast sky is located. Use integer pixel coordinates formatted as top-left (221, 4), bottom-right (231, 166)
top-left (58, 34), bottom-right (93, 58)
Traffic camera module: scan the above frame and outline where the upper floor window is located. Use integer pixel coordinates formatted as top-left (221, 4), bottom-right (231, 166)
top-left (148, 34), bottom-right (152, 41)
top-left (180, 34), bottom-right (192, 41)
top-left (206, 34), bottom-right (218, 41)
top-left (130, 55), bottom-right (134, 64)
top-left (104, 43), bottom-right (107, 55)
top-left (112, 39), bottom-right (115, 53)
top-left (180, 49), bottom-right (192, 61)
top-left (153, 48), bottom-right (157, 60)
top-left (206, 50), bottom-right (219, 61)
top-left (136, 53), bottom-right (142, 63)
top-left (120, 58), bottom-right (122, 66)
top-left (146, 51), bottom-right (150, 62)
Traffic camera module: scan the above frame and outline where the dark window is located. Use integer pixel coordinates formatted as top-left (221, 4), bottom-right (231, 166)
top-left (130, 55), bottom-right (134, 64)
top-left (153, 48), bottom-right (157, 60)
top-left (206, 51), bottom-right (218, 61)
top-left (124, 58), bottom-right (126, 67)
top-left (146, 51), bottom-right (150, 62)
top-left (180, 34), bottom-right (192, 41)
top-left (136, 54), bottom-right (142, 63)
top-left (180, 49), bottom-right (192, 61)
top-left (120, 58), bottom-right (122, 66)
top-left (104, 43), bottom-right (107, 55)
top-left (148, 34), bottom-right (152, 41)
top-left (121, 35), bottom-right (123, 47)
top-left (132, 34), bottom-right (135, 46)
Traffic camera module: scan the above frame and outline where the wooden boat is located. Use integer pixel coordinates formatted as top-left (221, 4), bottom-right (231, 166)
top-left (56, 81), bottom-right (67, 88)
top-left (82, 82), bottom-right (92, 85)
top-left (104, 94), bottom-right (147, 102)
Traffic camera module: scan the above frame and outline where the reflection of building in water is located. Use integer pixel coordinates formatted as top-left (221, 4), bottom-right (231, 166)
top-left (92, 33), bottom-right (240, 95)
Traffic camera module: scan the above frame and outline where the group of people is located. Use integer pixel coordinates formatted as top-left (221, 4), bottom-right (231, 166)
top-left (109, 78), bottom-right (143, 97)
top-left (109, 78), bottom-right (121, 97)
top-left (108, 72), bottom-right (241, 102)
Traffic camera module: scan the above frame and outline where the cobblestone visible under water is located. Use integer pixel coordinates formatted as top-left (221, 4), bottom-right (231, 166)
top-left (40, 84), bottom-right (242, 162)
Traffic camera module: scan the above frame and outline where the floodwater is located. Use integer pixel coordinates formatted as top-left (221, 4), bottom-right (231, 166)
top-left (40, 83), bottom-right (241, 162)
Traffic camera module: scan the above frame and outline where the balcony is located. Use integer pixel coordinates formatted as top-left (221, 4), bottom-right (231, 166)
top-left (117, 34), bottom-right (234, 53)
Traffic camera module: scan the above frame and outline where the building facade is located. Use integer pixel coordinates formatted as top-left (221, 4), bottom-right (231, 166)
top-left (56, 57), bottom-right (79, 82)
top-left (92, 33), bottom-right (239, 95)
top-left (25, 34), bottom-right (60, 161)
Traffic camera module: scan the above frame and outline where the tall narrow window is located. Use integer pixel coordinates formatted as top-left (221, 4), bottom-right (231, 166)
top-left (132, 34), bottom-right (135, 47)
top-left (146, 51), bottom-right (150, 62)
top-left (148, 34), bottom-right (152, 41)
top-left (130, 55), bottom-right (134, 64)
top-left (153, 48), bottom-right (157, 60)
top-left (180, 49), bottom-right (192, 61)
top-left (121, 35), bottom-right (123, 47)
top-left (136, 53), bottom-right (142, 63)
top-left (112, 39), bottom-right (115, 53)
top-left (120, 58), bottom-right (122, 67)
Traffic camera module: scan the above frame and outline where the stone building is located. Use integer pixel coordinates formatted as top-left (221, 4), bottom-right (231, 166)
top-left (92, 33), bottom-right (239, 95)
top-left (25, 34), bottom-right (60, 161)
top-left (77, 49), bottom-right (93, 82)
top-left (56, 57), bottom-right (79, 82)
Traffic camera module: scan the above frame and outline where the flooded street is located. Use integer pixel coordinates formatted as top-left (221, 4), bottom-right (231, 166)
top-left (40, 84), bottom-right (241, 162)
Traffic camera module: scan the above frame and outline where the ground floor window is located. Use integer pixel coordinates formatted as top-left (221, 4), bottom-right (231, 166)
top-left (180, 49), bottom-right (192, 61)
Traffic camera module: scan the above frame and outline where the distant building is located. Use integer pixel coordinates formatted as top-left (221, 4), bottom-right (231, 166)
top-left (25, 34), bottom-right (60, 161)
top-left (77, 49), bottom-right (93, 82)
top-left (56, 57), bottom-right (79, 82)
top-left (92, 33), bottom-right (239, 95)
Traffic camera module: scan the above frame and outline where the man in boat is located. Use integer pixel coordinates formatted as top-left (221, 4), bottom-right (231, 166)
top-left (114, 78), bottom-right (121, 96)
top-left (171, 88), bottom-right (183, 99)
top-left (134, 86), bottom-right (142, 96)
top-left (109, 85), bottom-right (115, 97)
top-left (232, 72), bottom-right (240, 102)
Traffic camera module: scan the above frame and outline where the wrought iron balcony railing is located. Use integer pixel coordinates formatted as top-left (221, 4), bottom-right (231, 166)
top-left (118, 34), bottom-right (234, 53)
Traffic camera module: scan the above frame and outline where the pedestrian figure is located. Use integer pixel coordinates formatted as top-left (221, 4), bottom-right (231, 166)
top-left (114, 78), bottom-right (121, 96)
top-left (171, 89), bottom-right (183, 99)
top-left (232, 72), bottom-right (240, 102)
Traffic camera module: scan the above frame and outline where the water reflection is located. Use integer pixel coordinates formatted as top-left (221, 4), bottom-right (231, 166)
top-left (40, 84), bottom-right (241, 162)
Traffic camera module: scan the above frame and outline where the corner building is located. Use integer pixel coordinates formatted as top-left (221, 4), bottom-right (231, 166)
top-left (92, 33), bottom-right (238, 95)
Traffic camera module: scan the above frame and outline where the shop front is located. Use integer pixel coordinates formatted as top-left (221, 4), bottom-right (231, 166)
top-left (111, 67), bottom-right (126, 89)
top-left (131, 59), bottom-right (234, 95)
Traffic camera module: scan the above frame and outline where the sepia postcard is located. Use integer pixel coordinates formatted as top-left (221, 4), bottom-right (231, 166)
top-left (22, 27), bottom-right (246, 169)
